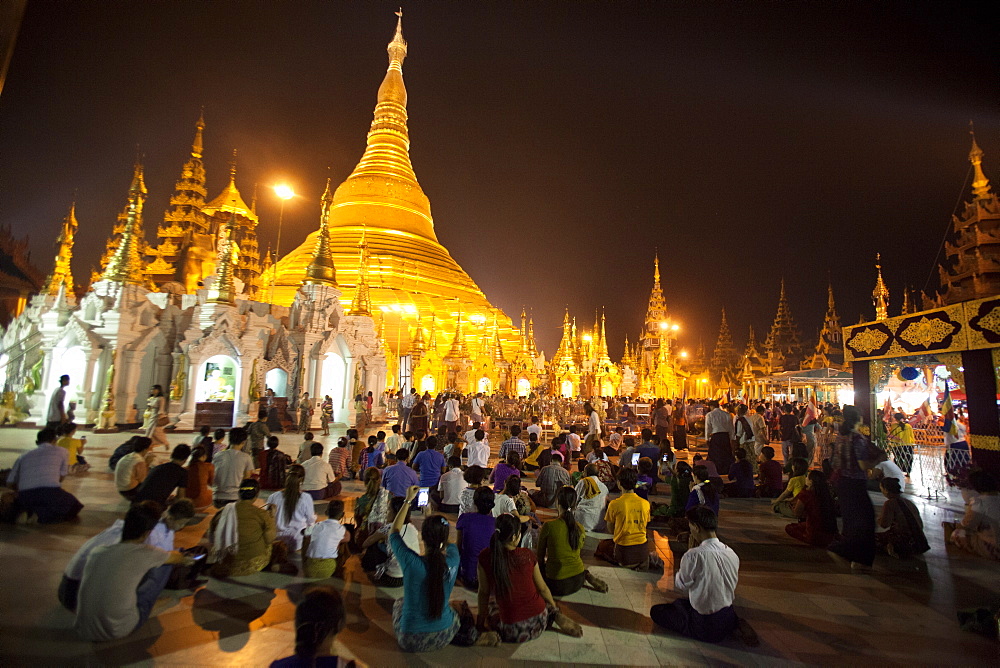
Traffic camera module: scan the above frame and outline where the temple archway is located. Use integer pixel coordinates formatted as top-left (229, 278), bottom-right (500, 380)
top-left (320, 352), bottom-right (347, 417)
top-left (420, 374), bottom-right (436, 394)
top-left (52, 345), bottom-right (88, 406)
top-left (265, 368), bottom-right (288, 397)
top-left (478, 376), bottom-right (493, 394)
top-left (195, 354), bottom-right (238, 428)
top-left (516, 378), bottom-right (531, 397)
top-left (560, 379), bottom-right (574, 398)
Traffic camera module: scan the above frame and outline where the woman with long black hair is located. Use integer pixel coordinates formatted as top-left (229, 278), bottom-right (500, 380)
top-left (265, 464), bottom-right (316, 553)
top-left (827, 405), bottom-right (878, 569)
top-left (537, 486), bottom-right (609, 596)
top-left (477, 513), bottom-right (582, 643)
top-left (390, 485), bottom-right (498, 652)
top-left (270, 585), bottom-right (352, 668)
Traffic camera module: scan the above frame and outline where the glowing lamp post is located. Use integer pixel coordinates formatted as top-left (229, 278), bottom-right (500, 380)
top-left (269, 183), bottom-right (295, 303)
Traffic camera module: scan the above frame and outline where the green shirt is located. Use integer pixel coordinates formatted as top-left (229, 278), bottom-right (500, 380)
top-left (538, 518), bottom-right (585, 580)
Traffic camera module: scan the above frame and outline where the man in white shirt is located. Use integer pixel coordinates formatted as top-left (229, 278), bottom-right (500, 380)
top-left (526, 415), bottom-right (543, 442)
top-left (433, 455), bottom-right (467, 512)
top-left (443, 393), bottom-right (460, 434)
top-left (47, 375), bottom-right (70, 428)
top-left (385, 424), bottom-right (404, 453)
top-left (869, 451), bottom-right (907, 491)
top-left (212, 427), bottom-right (255, 508)
top-left (466, 430), bottom-right (490, 468)
top-left (565, 425), bottom-right (582, 458)
top-left (704, 400), bottom-right (736, 475)
top-left (464, 421), bottom-right (485, 444)
top-left (470, 392), bottom-right (485, 425)
top-left (302, 442), bottom-right (340, 500)
top-left (650, 506), bottom-right (755, 645)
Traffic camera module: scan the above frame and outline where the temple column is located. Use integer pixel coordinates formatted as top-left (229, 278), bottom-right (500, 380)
top-left (851, 360), bottom-right (872, 426)
top-left (962, 349), bottom-right (1000, 479)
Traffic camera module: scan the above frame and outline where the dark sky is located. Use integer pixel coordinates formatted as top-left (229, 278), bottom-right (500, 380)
top-left (1, 1), bottom-right (999, 357)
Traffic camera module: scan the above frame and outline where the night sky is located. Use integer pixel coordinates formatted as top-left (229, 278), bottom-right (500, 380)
top-left (1, 1), bottom-right (998, 358)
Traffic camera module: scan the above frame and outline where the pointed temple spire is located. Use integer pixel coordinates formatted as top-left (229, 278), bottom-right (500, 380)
top-left (427, 313), bottom-right (439, 353)
top-left (490, 315), bottom-right (505, 363)
top-left (102, 163), bottom-right (147, 284)
top-left (597, 309), bottom-right (611, 363)
top-left (527, 313), bottom-right (538, 356)
top-left (764, 278), bottom-right (803, 370)
top-left (969, 122), bottom-right (993, 200)
top-left (410, 315), bottom-right (426, 358)
top-left (192, 108), bottom-right (205, 159)
top-left (348, 227), bottom-right (372, 316)
top-left (872, 253), bottom-right (889, 320)
top-left (448, 304), bottom-right (469, 358)
top-left (901, 285), bottom-right (913, 315)
top-left (43, 202), bottom-right (78, 296)
top-left (745, 325), bottom-right (759, 356)
top-left (206, 212), bottom-right (238, 304)
top-left (304, 178), bottom-right (338, 286)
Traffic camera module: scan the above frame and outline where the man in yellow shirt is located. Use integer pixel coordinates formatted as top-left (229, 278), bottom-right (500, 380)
top-left (595, 468), bottom-right (661, 569)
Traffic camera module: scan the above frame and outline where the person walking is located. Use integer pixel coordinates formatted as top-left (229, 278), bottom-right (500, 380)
top-left (704, 400), bottom-right (735, 474)
top-left (46, 375), bottom-right (70, 429)
top-left (143, 385), bottom-right (170, 449)
top-left (827, 406), bottom-right (878, 570)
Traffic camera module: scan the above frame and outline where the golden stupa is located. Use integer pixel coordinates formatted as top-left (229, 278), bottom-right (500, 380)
top-left (267, 14), bottom-right (520, 357)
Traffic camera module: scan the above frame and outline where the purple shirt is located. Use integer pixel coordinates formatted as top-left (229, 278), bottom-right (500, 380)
top-left (491, 462), bottom-right (521, 493)
top-left (381, 462), bottom-right (419, 497)
top-left (455, 511), bottom-right (495, 582)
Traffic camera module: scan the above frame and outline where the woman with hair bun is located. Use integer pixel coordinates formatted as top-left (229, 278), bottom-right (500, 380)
top-left (476, 513), bottom-right (582, 643)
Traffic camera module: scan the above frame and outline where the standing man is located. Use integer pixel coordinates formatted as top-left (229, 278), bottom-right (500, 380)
top-left (399, 388), bottom-right (417, 431)
top-left (443, 393), bottom-right (460, 435)
top-left (778, 404), bottom-right (800, 467)
top-left (47, 375), bottom-right (70, 428)
top-left (470, 392), bottom-right (486, 426)
top-left (672, 400), bottom-right (688, 451)
top-left (704, 400), bottom-right (735, 475)
top-left (650, 507), bottom-right (754, 645)
top-left (801, 398), bottom-right (818, 466)
top-left (748, 405), bottom-right (769, 475)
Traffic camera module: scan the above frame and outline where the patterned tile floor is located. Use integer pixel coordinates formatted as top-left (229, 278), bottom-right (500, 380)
top-left (1, 427), bottom-right (997, 666)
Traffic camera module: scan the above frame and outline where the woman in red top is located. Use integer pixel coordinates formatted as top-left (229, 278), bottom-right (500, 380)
top-left (785, 470), bottom-right (839, 548)
top-left (476, 514), bottom-right (582, 643)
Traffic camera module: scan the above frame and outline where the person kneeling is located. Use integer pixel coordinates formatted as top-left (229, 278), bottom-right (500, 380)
top-left (303, 500), bottom-right (351, 579)
top-left (477, 513), bottom-right (582, 643)
top-left (74, 503), bottom-right (194, 641)
top-left (650, 506), bottom-right (756, 645)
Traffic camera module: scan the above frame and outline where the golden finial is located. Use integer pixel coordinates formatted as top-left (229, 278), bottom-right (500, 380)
top-left (491, 314), bottom-right (505, 363)
top-left (102, 162), bottom-right (147, 284)
top-left (411, 313), bottom-right (426, 355)
top-left (653, 251), bottom-right (660, 284)
top-left (348, 225), bottom-right (372, 315)
top-left (43, 201), bottom-right (78, 296)
top-left (872, 253), bottom-right (889, 320)
top-left (251, 182), bottom-right (258, 214)
top-left (448, 302), bottom-right (469, 358)
top-left (304, 177), bottom-right (338, 286)
top-left (969, 121), bottom-right (992, 199)
top-left (206, 212), bottom-right (238, 303)
top-left (388, 7), bottom-right (407, 65)
top-left (192, 109), bottom-right (205, 159)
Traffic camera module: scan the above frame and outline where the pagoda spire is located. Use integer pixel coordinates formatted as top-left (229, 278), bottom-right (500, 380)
top-left (597, 309), bottom-right (611, 363)
top-left (304, 178), bottom-right (338, 286)
top-left (192, 108), bottom-right (205, 159)
top-left (490, 315), bottom-right (505, 363)
top-left (448, 304), bottom-right (469, 358)
top-left (519, 307), bottom-right (530, 355)
top-left (427, 313), bottom-right (439, 353)
top-left (102, 163), bottom-right (147, 284)
top-left (901, 285), bottom-right (913, 315)
top-left (348, 227), bottom-right (372, 316)
top-left (621, 335), bottom-right (634, 366)
top-left (43, 202), bottom-right (78, 296)
top-left (206, 212), bottom-right (238, 303)
top-left (969, 122), bottom-right (993, 200)
top-left (527, 312), bottom-right (538, 356)
top-left (873, 253), bottom-right (889, 320)
top-left (410, 314), bottom-right (426, 358)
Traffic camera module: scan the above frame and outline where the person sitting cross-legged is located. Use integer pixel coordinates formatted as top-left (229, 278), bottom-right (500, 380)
top-left (771, 457), bottom-right (808, 519)
top-left (302, 500), bottom-right (352, 579)
top-left (595, 468), bottom-right (662, 570)
top-left (530, 452), bottom-right (572, 508)
top-left (477, 513), bottom-right (582, 643)
top-left (650, 506), bottom-right (757, 646)
top-left (455, 486), bottom-right (496, 589)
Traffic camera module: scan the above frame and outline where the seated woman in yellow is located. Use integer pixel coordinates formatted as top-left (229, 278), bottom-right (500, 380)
top-left (207, 479), bottom-right (280, 577)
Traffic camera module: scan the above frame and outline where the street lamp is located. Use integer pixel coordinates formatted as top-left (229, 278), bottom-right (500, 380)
top-left (269, 183), bottom-right (295, 303)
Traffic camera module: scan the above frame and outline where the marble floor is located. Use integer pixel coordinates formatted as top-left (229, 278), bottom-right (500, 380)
top-left (1, 426), bottom-right (998, 667)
